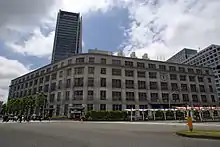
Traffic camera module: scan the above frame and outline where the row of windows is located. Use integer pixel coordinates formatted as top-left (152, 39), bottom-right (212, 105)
top-left (12, 77), bottom-right (214, 94)
top-left (47, 91), bottom-right (216, 104)
top-left (12, 67), bottom-right (212, 88)
top-left (12, 56), bottom-right (209, 84)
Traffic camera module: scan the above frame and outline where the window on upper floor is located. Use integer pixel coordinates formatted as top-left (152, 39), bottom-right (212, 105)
top-left (100, 58), bottom-right (106, 64)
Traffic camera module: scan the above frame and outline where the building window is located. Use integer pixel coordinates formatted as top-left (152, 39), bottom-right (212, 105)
top-left (198, 77), bottom-right (204, 83)
top-left (180, 75), bottom-right (186, 81)
top-left (34, 79), bottom-right (38, 85)
top-left (75, 67), bottom-right (84, 75)
top-left (137, 62), bottom-right (145, 68)
top-left (188, 68), bottom-right (194, 73)
top-left (59, 71), bottom-right (63, 78)
top-left (190, 84), bottom-right (197, 92)
top-left (209, 85), bottom-right (213, 92)
top-left (112, 59), bottom-right (121, 65)
top-left (169, 66), bottom-right (176, 71)
top-left (100, 78), bottom-right (106, 87)
top-left (57, 92), bottom-right (61, 102)
top-left (101, 68), bottom-right (106, 74)
top-left (207, 78), bottom-right (212, 83)
top-left (159, 65), bottom-right (166, 71)
top-left (67, 68), bottom-right (72, 76)
top-left (170, 74), bottom-right (177, 80)
top-left (88, 77), bottom-right (94, 87)
top-left (137, 71), bottom-right (145, 78)
top-left (53, 65), bottom-right (58, 70)
top-left (112, 91), bottom-right (122, 101)
top-left (126, 104), bottom-right (135, 109)
top-left (66, 79), bottom-right (71, 88)
top-left (61, 62), bottom-right (65, 67)
top-left (112, 69), bottom-right (121, 76)
top-left (100, 104), bottom-right (106, 111)
top-left (88, 67), bottom-right (95, 74)
top-left (51, 73), bottom-right (57, 80)
top-left (112, 104), bottom-right (122, 111)
top-left (58, 80), bottom-right (62, 89)
top-left (149, 72), bottom-right (157, 79)
top-left (192, 95), bottom-right (198, 102)
top-left (45, 76), bottom-right (50, 82)
top-left (139, 92), bottom-right (147, 101)
top-left (87, 104), bottom-right (93, 111)
top-left (182, 94), bottom-right (189, 102)
top-left (38, 86), bottom-right (43, 92)
top-left (171, 83), bottom-right (178, 91)
top-left (100, 58), bottom-right (106, 64)
top-left (89, 57), bottom-right (95, 63)
top-left (49, 94), bottom-right (55, 103)
top-left (189, 76), bottom-right (195, 82)
top-left (65, 91), bottom-right (70, 100)
top-left (201, 95), bottom-right (207, 102)
top-left (138, 81), bottom-right (146, 89)
top-left (76, 57), bottom-right (84, 63)
top-left (150, 93), bottom-right (158, 102)
top-left (126, 92), bottom-right (135, 101)
top-left (74, 78), bottom-right (84, 87)
top-left (162, 93), bottom-right (169, 101)
top-left (87, 91), bottom-right (94, 101)
top-left (148, 64), bottom-right (156, 69)
top-left (125, 61), bottom-right (133, 67)
top-left (211, 95), bottom-right (216, 102)
top-left (112, 79), bottom-right (121, 88)
top-left (125, 70), bottom-right (134, 77)
top-left (68, 59), bottom-right (72, 65)
top-left (150, 82), bottom-right (158, 90)
top-left (181, 84), bottom-right (188, 91)
top-left (161, 82), bottom-right (168, 90)
top-left (46, 68), bottom-right (51, 72)
top-left (172, 94), bottom-right (179, 101)
top-left (73, 91), bottom-right (83, 100)
top-left (205, 70), bottom-right (209, 75)
top-left (50, 83), bottom-right (56, 91)
top-left (100, 91), bottom-right (106, 100)
top-left (179, 67), bottom-right (185, 72)
top-left (39, 78), bottom-right (43, 84)
top-left (125, 80), bottom-right (134, 89)
top-left (139, 105), bottom-right (148, 109)
top-left (196, 69), bottom-right (202, 74)
top-left (44, 84), bottom-right (49, 92)
top-left (199, 85), bottom-right (205, 92)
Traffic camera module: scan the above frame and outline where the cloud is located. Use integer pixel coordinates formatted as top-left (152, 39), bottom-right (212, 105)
top-left (6, 28), bottom-right (55, 58)
top-left (0, 57), bottom-right (30, 102)
top-left (121, 0), bottom-right (220, 60)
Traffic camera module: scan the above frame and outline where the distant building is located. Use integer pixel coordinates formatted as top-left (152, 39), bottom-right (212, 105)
top-left (167, 48), bottom-right (197, 64)
top-left (51, 10), bottom-right (82, 63)
top-left (9, 50), bottom-right (218, 117)
top-left (182, 44), bottom-right (220, 103)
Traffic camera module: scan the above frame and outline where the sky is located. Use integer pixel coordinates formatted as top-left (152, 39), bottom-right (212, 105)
top-left (1, 0), bottom-right (220, 102)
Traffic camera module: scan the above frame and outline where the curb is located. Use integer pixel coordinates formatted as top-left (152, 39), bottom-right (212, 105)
top-left (176, 132), bottom-right (220, 140)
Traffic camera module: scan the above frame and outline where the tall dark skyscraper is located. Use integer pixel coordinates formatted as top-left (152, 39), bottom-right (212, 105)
top-left (51, 10), bottom-right (82, 63)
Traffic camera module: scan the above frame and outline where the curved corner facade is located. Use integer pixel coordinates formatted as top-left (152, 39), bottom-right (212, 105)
top-left (9, 53), bottom-right (218, 116)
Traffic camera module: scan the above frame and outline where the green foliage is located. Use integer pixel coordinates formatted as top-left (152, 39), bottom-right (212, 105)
top-left (4, 92), bottom-right (47, 116)
top-left (85, 110), bottom-right (127, 121)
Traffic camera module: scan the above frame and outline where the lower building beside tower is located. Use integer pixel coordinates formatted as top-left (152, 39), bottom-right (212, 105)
top-left (8, 52), bottom-right (218, 118)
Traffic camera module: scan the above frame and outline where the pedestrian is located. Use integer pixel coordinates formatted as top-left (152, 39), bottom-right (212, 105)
top-left (19, 115), bottom-right (22, 123)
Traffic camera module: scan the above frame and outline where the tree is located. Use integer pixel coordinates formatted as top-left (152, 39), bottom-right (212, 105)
top-left (35, 92), bottom-right (47, 116)
top-left (0, 103), bottom-right (7, 115)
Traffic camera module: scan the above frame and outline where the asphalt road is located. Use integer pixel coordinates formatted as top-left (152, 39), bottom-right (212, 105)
top-left (0, 121), bottom-right (220, 147)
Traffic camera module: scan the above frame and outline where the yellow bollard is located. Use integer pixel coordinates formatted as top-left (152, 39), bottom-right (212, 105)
top-left (186, 116), bottom-right (193, 132)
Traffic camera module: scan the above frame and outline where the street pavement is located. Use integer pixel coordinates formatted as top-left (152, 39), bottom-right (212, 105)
top-left (0, 121), bottom-right (220, 147)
